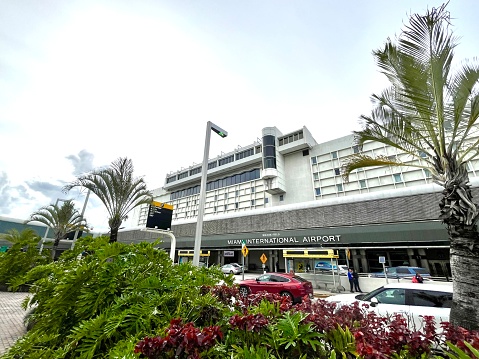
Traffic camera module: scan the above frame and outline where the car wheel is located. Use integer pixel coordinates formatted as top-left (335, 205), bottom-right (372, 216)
top-left (280, 291), bottom-right (293, 301)
top-left (230, 270), bottom-right (234, 274)
top-left (239, 286), bottom-right (249, 297)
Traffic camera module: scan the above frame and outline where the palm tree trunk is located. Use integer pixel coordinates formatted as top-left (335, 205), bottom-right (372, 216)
top-left (109, 228), bottom-right (119, 243)
top-left (449, 233), bottom-right (479, 331)
top-left (439, 167), bottom-right (479, 330)
top-left (52, 238), bottom-right (60, 260)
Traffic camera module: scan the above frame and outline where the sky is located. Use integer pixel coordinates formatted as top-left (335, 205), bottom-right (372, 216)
top-left (1, 0), bottom-right (478, 234)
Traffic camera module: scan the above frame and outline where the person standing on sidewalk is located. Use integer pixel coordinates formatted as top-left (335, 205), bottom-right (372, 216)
top-left (347, 268), bottom-right (355, 292)
top-left (348, 268), bottom-right (362, 292)
top-left (352, 269), bottom-right (362, 292)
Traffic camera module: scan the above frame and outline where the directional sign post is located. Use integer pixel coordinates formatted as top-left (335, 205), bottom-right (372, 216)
top-left (260, 253), bottom-right (268, 273)
top-left (241, 241), bottom-right (248, 280)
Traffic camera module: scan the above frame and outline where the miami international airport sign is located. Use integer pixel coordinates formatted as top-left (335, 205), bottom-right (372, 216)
top-left (227, 233), bottom-right (341, 246)
top-left (188, 221), bottom-right (448, 248)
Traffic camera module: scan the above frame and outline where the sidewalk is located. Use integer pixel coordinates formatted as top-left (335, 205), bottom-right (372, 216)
top-left (0, 291), bottom-right (30, 356)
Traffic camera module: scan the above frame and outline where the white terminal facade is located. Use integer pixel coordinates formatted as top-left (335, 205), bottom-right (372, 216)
top-left (125, 126), bottom-right (479, 276)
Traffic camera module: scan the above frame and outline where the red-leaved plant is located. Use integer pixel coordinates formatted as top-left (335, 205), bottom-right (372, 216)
top-left (134, 318), bottom-right (223, 359)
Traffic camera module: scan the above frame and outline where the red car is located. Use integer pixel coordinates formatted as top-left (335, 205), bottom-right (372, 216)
top-left (238, 272), bottom-right (314, 303)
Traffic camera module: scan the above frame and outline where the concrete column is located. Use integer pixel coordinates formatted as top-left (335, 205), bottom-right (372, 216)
top-left (407, 248), bottom-right (417, 267)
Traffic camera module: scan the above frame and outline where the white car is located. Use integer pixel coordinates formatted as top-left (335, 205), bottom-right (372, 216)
top-left (229, 263), bottom-right (247, 272)
top-left (324, 282), bottom-right (453, 329)
top-left (221, 263), bottom-right (243, 274)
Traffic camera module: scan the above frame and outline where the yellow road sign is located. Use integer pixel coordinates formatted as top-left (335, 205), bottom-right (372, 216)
top-left (241, 246), bottom-right (249, 257)
top-left (260, 253), bottom-right (267, 264)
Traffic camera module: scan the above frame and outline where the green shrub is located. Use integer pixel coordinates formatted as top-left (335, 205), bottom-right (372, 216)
top-left (0, 229), bottom-right (51, 289)
top-left (2, 236), bottom-right (234, 358)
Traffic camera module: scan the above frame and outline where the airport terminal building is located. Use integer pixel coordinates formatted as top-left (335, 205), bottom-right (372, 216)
top-left (121, 126), bottom-right (479, 276)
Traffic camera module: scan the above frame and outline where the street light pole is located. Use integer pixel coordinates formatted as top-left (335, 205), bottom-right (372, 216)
top-left (192, 121), bottom-right (227, 266)
top-left (71, 189), bottom-right (90, 249)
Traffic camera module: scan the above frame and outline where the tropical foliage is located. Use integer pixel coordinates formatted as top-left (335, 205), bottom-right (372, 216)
top-left (0, 229), bottom-right (51, 288)
top-left (3, 237), bottom-right (232, 358)
top-left (341, 4), bottom-right (479, 329)
top-left (63, 157), bottom-right (153, 243)
top-left (3, 237), bottom-right (479, 358)
top-left (25, 199), bottom-right (88, 259)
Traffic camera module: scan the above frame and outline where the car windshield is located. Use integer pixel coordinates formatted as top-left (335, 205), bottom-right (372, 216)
top-left (386, 268), bottom-right (397, 274)
top-left (360, 286), bottom-right (386, 301)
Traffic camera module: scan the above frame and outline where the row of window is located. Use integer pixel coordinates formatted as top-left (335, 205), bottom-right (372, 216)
top-left (170, 169), bottom-right (261, 200)
top-left (278, 130), bottom-right (304, 146)
top-left (310, 147), bottom-right (360, 165)
top-left (313, 172), bottom-right (421, 195)
top-left (178, 200), bottom-right (260, 218)
top-left (166, 147), bottom-right (260, 184)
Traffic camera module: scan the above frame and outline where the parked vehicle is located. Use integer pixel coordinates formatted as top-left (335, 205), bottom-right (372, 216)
top-left (239, 272), bottom-right (314, 303)
top-left (221, 263), bottom-right (242, 274)
top-left (369, 266), bottom-right (431, 279)
top-left (324, 282), bottom-right (452, 329)
top-left (229, 263), bottom-right (247, 272)
top-left (315, 262), bottom-right (349, 275)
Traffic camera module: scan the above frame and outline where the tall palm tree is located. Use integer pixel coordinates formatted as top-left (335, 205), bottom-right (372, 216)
top-left (342, 4), bottom-right (479, 330)
top-left (25, 200), bottom-right (88, 259)
top-left (63, 157), bottom-right (153, 243)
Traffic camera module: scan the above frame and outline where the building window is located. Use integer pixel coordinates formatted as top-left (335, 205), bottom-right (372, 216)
top-left (331, 151), bottom-right (338, 159)
top-left (359, 179), bottom-right (367, 188)
top-left (265, 198), bottom-right (269, 204)
top-left (251, 199), bottom-right (255, 206)
top-left (418, 150), bottom-right (427, 158)
top-left (235, 190), bottom-right (239, 197)
top-left (178, 171), bottom-right (188, 180)
top-left (336, 183), bottom-right (343, 192)
top-left (208, 161), bottom-right (217, 170)
top-left (251, 186), bottom-right (255, 193)
top-left (235, 202), bottom-right (239, 209)
top-left (218, 155), bottom-right (234, 166)
top-left (353, 145), bottom-right (359, 154)
top-left (424, 169), bottom-right (432, 178)
top-left (189, 166), bottom-right (202, 176)
top-left (214, 194), bottom-right (218, 201)
top-left (263, 135), bottom-right (277, 169)
top-left (224, 193), bottom-right (228, 199)
top-left (279, 195), bottom-right (284, 201)
top-left (315, 187), bottom-right (321, 196)
top-left (224, 204), bottom-right (228, 210)
top-left (311, 156), bottom-right (317, 165)
top-left (214, 206), bottom-right (217, 212)
top-left (185, 211), bottom-right (188, 217)
top-left (313, 172), bottom-right (319, 181)
top-left (393, 173), bottom-right (403, 183)
top-left (334, 168), bottom-right (340, 176)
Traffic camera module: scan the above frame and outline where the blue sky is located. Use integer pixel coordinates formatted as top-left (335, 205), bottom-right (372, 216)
top-left (1, 0), bottom-right (477, 233)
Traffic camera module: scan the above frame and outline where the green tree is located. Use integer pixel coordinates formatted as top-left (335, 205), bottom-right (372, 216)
top-left (342, 5), bottom-right (479, 330)
top-left (63, 157), bottom-right (153, 243)
top-left (25, 200), bottom-right (88, 259)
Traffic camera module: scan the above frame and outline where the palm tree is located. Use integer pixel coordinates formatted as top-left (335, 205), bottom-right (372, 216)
top-left (342, 4), bottom-right (479, 330)
top-left (25, 200), bottom-right (88, 259)
top-left (63, 157), bottom-right (153, 243)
